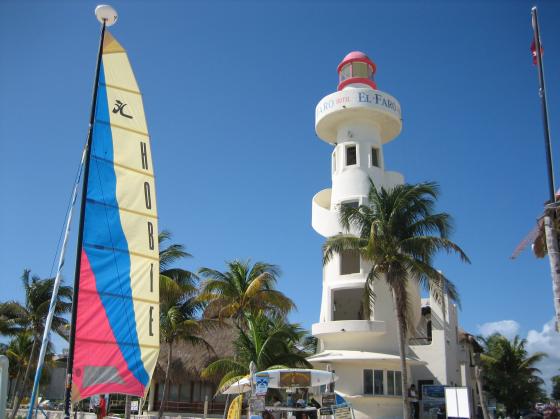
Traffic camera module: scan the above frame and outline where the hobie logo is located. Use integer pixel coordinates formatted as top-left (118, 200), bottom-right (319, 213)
top-left (112, 100), bottom-right (133, 119)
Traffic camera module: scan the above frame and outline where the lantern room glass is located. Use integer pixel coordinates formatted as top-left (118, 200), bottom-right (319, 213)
top-left (352, 62), bottom-right (371, 79)
top-left (340, 64), bottom-right (352, 82)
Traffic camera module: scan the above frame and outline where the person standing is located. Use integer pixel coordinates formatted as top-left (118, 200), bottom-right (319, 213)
top-left (408, 385), bottom-right (419, 419)
top-left (96, 394), bottom-right (107, 419)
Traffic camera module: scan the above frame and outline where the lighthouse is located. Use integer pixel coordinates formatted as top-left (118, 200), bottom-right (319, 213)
top-left (307, 52), bottom-right (423, 419)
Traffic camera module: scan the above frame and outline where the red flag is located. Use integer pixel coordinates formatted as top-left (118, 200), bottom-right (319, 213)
top-left (531, 38), bottom-right (543, 65)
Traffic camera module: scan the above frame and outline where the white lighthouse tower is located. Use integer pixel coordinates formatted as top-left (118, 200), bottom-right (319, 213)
top-left (307, 52), bottom-right (423, 419)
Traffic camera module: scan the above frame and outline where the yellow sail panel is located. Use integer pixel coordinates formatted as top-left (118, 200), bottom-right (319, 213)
top-left (73, 29), bottom-right (159, 401)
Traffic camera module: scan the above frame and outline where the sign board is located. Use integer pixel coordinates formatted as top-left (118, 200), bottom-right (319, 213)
top-left (322, 392), bottom-right (336, 407)
top-left (445, 387), bottom-right (470, 419)
top-left (319, 407), bottom-right (333, 416)
top-left (422, 385), bottom-right (445, 400)
top-left (130, 400), bottom-right (139, 412)
top-left (421, 385), bottom-right (445, 419)
top-left (333, 406), bottom-right (354, 419)
top-left (421, 400), bottom-right (446, 419)
top-left (255, 373), bottom-right (269, 396)
top-left (315, 90), bottom-right (402, 122)
top-left (279, 371), bottom-right (311, 388)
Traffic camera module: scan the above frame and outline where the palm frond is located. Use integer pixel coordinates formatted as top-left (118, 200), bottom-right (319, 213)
top-left (322, 234), bottom-right (365, 265)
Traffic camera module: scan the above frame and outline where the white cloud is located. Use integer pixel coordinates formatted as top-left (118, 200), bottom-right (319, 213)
top-left (477, 320), bottom-right (520, 339)
top-left (526, 319), bottom-right (560, 393)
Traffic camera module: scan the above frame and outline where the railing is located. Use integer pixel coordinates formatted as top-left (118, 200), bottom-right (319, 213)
top-left (154, 400), bottom-right (228, 415)
top-left (312, 319), bottom-right (386, 337)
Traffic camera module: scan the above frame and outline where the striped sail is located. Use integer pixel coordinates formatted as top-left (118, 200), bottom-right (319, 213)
top-left (72, 31), bottom-right (159, 401)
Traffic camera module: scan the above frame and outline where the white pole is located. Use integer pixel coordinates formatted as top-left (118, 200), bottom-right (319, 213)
top-left (26, 146), bottom-right (87, 419)
top-left (0, 356), bottom-right (9, 419)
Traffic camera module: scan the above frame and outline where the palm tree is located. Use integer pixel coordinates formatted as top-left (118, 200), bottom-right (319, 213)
top-left (301, 335), bottom-right (319, 356)
top-left (198, 260), bottom-right (295, 325)
top-left (0, 303), bottom-right (26, 337)
top-left (159, 230), bottom-right (198, 288)
top-left (323, 180), bottom-right (469, 419)
top-left (479, 334), bottom-right (547, 416)
top-left (4, 331), bottom-right (34, 405)
top-left (158, 284), bottom-right (213, 419)
top-left (201, 313), bottom-right (311, 392)
top-left (551, 374), bottom-right (560, 400)
top-left (0, 270), bottom-right (72, 419)
top-left (3, 332), bottom-right (55, 405)
top-left (156, 231), bottom-right (212, 419)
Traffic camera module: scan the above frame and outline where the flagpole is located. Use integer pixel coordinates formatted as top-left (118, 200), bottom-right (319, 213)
top-left (532, 6), bottom-right (555, 201)
top-left (531, 6), bottom-right (560, 332)
top-left (63, 6), bottom-right (117, 418)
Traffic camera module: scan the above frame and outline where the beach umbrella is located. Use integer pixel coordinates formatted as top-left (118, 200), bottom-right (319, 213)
top-left (222, 377), bottom-right (251, 394)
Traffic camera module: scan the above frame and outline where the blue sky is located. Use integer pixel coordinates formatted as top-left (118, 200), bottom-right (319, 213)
top-left (1, 0), bottom-right (559, 386)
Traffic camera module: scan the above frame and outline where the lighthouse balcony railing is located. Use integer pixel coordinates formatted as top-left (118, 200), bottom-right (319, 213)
top-left (312, 319), bottom-right (386, 337)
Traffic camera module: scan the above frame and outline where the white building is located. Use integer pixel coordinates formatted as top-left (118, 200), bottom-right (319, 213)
top-left (307, 52), bottom-right (480, 419)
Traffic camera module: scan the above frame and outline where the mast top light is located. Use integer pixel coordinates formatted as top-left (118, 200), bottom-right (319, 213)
top-left (95, 5), bottom-right (118, 26)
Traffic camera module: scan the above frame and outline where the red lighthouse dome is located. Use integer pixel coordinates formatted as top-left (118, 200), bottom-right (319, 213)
top-left (337, 51), bottom-right (377, 91)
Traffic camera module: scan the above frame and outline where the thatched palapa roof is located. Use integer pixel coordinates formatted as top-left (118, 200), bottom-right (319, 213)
top-left (154, 324), bottom-right (237, 384)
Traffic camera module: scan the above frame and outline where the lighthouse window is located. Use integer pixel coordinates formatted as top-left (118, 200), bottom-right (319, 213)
top-left (332, 151), bottom-right (337, 173)
top-left (352, 62), bottom-right (369, 79)
top-left (340, 64), bottom-right (352, 82)
top-left (345, 145), bottom-right (357, 166)
top-left (371, 147), bottom-right (380, 167)
top-left (341, 200), bottom-right (359, 210)
top-left (333, 288), bottom-right (364, 321)
top-left (340, 249), bottom-right (360, 275)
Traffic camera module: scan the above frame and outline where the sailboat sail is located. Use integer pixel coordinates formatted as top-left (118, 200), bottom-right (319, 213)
top-left (72, 31), bottom-right (159, 401)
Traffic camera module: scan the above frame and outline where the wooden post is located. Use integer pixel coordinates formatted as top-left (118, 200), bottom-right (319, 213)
top-left (124, 395), bottom-right (131, 419)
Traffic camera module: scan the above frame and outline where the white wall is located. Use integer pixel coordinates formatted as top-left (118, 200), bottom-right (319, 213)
top-left (326, 361), bottom-right (407, 419)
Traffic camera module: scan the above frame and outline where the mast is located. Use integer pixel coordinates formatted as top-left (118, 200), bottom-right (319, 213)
top-left (63, 6), bottom-right (117, 419)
